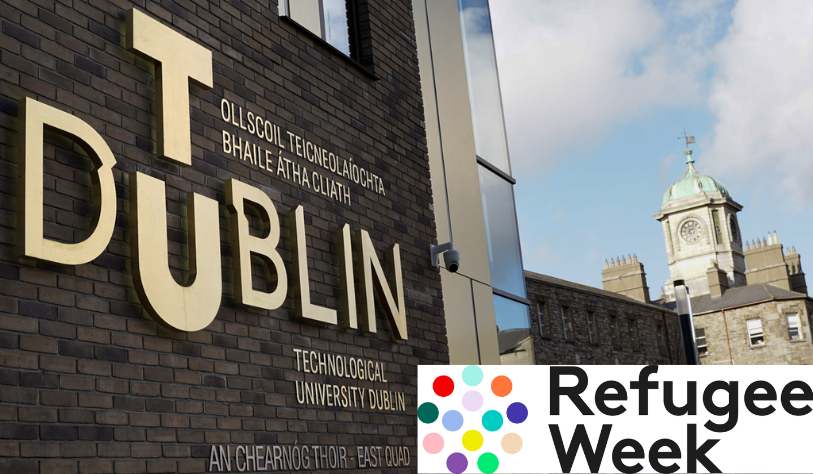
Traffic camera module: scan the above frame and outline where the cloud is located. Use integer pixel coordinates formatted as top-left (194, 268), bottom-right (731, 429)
top-left (705, 0), bottom-right (813, 209)
top-left (490, 0), bottom-right (727, 177)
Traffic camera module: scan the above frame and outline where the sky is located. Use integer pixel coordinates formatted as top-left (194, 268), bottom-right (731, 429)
top-left (489, 0), bottom-right (813, 298)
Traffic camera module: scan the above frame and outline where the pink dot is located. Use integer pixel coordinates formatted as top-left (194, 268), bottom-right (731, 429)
top-left (423, 433), bottom-right (444, 454)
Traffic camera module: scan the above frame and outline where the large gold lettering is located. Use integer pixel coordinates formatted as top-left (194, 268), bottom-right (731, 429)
top-left (225, 179), bottom-right (287, 309)
top-left (126, 8), bottom-right (213, 166)
top-left (290, 205), bottom-right (337, 324)
top-left (129, 172), bottom-right (221, 332)
top-left (337, 224), bottom-right (357, 329)
top-left (356, 230), bottom-right (407, 340)
top-left (18, 97), bottom-right (117, 265)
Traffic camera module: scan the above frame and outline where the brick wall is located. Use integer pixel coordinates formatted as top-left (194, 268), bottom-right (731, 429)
top-left (0, 0), bottom-right (445, 472)
top-left (526, 275), bottom-right (685, 366)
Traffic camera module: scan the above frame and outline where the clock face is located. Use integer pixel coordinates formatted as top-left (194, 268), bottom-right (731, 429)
top-left (680, 219), bottom-right (703, 243)
top-left (730, 216), bottom-right (740, 242)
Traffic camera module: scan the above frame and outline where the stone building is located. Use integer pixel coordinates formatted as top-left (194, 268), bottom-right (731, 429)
top-left (686, 284), bottom-right (813, 365)
top-left (599, 141), bottom-right (813, 365)
top-left (524, 270), bottom-right (684, 365)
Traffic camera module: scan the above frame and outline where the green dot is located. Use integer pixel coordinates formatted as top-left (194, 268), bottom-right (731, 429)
top-left (477, 452), bottom-right (499, 473)
top-left (482, 410), bottom-right (503, 432)
top-left (418, 402), bottom-right (439, 424)
top-left (462, 365), bottom-right (484, 386)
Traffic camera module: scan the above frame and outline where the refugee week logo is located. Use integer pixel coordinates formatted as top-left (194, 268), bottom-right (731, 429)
top-left (418, 366), bottom-right (529, 473)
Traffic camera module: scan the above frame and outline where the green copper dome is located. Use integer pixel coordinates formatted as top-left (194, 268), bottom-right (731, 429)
top-left (662, 150), bottom-right (730, 205)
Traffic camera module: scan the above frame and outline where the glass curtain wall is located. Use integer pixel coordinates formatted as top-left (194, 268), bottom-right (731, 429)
top-left (459, 0), bottom-right (533, 364)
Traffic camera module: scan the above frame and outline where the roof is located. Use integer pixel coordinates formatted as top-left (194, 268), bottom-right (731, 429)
top-left (524, 270), bottom-right (675, 313)
top-left (662, 150), bottom-right (730, 205)
top-left (662, 284), bottom-right (808, 315)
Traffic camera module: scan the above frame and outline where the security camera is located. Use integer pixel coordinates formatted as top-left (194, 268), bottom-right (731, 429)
top-left (431, 242), bottom-right (460, 273)
top-left (444, 249), bottom-right (460, 273)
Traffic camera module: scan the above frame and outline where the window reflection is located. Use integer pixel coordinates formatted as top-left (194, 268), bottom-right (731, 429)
top-left (322, 0), bottom-right (351, 55)
top-left (494, 295), bottom-right (534, 365)
top-left (283, 0), bottom-right (351, 57)
top-left (459, 0), bottom-right (511, 173)
top-left (479, 166), bottom-right (525, 296)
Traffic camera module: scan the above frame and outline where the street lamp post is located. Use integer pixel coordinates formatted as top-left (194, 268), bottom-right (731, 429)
top-left (673, 280), bottom-right (700, 365)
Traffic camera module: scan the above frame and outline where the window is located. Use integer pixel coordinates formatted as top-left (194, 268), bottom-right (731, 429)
top-left (479, 166), bottom-right (525, 296)
top-left (696, 328), bottom-right (708, 356)
top-left (712, 210), bottom-right (723, 244)
top-left (493, 295), bottom-right (534, 365)
top-left (561, 307), bottom-right (573, 341)
top-left (656, 324), bottom-right (666, 354)
top-left (281, 0), bottom-right (353, 56)
top-left (747, 319), bottom-right (764, 346)
top-left (786, 313), bottom-right (801, 341)
top-left (458, 0), bottom-right (511, 173)
top-left (628, 318), bottom-right (639, 351)
top-left (609, 315), bottom-right (620, 347)
top-left (587, 312), bottom-right (597, 344)
top-left (536, 301), bottom-right (548, 337)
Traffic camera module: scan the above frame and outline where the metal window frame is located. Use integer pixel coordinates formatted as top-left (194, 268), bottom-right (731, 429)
top-left (536, 300), bottom-right (548, 338)
top-left (747, 318), bottom-right (764, 346)
top-left (279, 0), bottom-right (378, 80)
top-left (586, 311), bottom-right (597, 344)
top-left (560, 306), bottom-right (572, 341)
top-left (786, 313), bottom-right (801, 340)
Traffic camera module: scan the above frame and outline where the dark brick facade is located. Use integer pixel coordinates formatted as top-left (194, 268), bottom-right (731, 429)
top-left (526, 272), bottom-right (685, 366)
top-left (0, 0), bottom-right (444, 472)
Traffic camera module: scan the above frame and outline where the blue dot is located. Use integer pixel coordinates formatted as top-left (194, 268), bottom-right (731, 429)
top-left (462, 365), bottom-right (483, 386)
top-left (442, 410), bottom-right (464, 432)
top-left (507, 402), bottom-right (528, 424)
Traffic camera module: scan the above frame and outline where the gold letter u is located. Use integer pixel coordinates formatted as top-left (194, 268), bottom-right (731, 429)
top-left (129, 172), bottom-right (221, 331)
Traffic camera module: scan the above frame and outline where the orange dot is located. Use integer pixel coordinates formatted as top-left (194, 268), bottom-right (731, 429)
top-left (491, 376), bottom-right (512, 397)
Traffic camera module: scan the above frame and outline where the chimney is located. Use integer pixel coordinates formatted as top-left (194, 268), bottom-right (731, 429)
top-left (744, 234), bottom-right (792, 290)
top-left (601, 253), bottom-right (651, 303)
top-left (784, 246), bottom-right (807, 295)
top-left (707, 261), bottom-right (729, 298)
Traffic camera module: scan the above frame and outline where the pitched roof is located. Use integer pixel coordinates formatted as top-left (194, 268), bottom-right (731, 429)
top-left (663, 284), bottom-right (807, 315)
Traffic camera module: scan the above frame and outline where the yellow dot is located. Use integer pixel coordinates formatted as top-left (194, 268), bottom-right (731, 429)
top-left (462, 430), bottom-right (483, 451)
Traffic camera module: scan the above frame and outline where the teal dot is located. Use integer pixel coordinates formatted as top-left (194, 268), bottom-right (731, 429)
top-left (462, 365), bottom-right (483, 386)
top-left (482, 410), bottom-right (503, 432)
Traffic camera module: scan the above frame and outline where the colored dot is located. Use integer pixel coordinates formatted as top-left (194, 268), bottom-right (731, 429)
top-left (423, 433), bottom-right (444, 454)
top-left (462, 365), bottom-right (483, 386)
top-left (482, 410), bottom-right (503, 432)
top-left (434, 375), bottom-right (455, 397)
top-left (477, 452), bottom-right (500, 473)
top-left (491, 376), bottom-right (512, 397)
top-left (418, 402), bottom-right (439, 424)
top-left (442, 410), bottom-right (464, 432)
top-left (462, 390), bottom-right (483, 412)
top-left (501, 433), bottom-right (522, 454)
top-left (446, 452), bottom-right (468, 474)
top-left (462, 430), bottom-right (484, 451)
top-left (507, 402), bottom-right (528, 424)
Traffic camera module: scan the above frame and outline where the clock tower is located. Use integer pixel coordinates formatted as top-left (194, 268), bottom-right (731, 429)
top-left (654, 147), bottom-right (746, 301)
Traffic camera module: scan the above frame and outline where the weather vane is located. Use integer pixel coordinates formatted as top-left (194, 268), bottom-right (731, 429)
top-left (678, 128), bottom-right (695, 149)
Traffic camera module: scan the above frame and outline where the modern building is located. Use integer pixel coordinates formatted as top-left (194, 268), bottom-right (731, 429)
top-left (413, 0), bottom-right (533, 365)
top-left (0, 0), bottom-right (475, 471)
